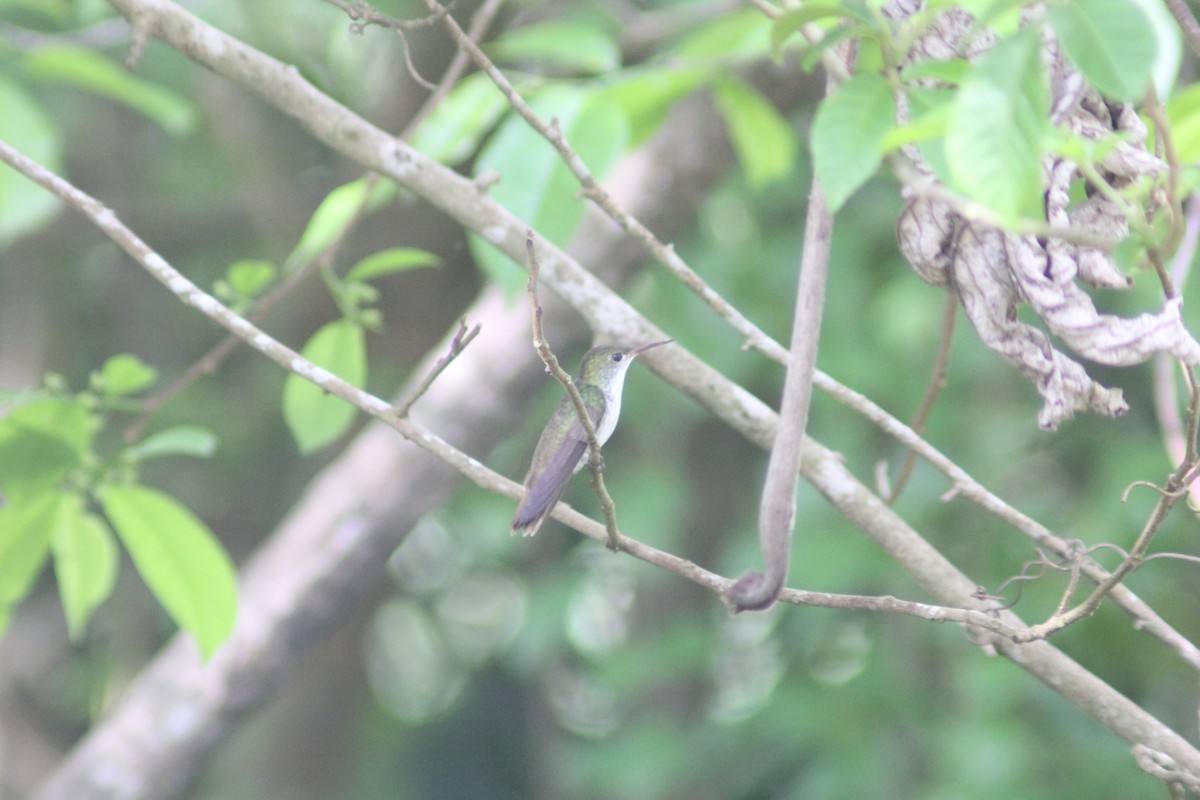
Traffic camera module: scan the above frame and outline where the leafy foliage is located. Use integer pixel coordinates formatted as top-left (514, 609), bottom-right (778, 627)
top-left (0, 362), bottom-right (228, 652)
top-left (283, 319), bottom-right (368, 453)
top-left (1, 0), bottom-right (1198, 798)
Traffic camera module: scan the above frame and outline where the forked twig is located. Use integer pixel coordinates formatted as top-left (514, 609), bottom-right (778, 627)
top-left (395, 318), bottom-right (480, 416)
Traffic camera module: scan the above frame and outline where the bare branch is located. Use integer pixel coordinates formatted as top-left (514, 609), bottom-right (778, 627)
top-left (884, 291), bottom-right (956, 504)
top-left (394, 317), bottom-right (480, 416)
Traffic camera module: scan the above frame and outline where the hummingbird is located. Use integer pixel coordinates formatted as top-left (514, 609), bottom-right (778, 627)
top-left (511, 340), bottom-right (672, 536)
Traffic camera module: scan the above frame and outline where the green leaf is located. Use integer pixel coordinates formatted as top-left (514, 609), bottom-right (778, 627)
top-left (597, 65), bottom-right (710, 146)
top-left (1167, 83), bottom-right (1200, 163)
top-left (946, 28), bottom-right (1048, 223)
top-left (882, 88), bottom-right (954, 151)
top-left (471, 87), bottom-right (629, 290)
top-left (901, 59), bottom-right (970, 85)
top-left (95, 353), bottom-right (157, 396)
top-left (130, 425), bottom-right (219, 460)
top-left (51, 497), bottom-right (118, 640)
top-left (811, 73), bottom-right (897, 212)
top-left (0, 493), bottom-right (57, 610)
top-left (226, 259), bottom-right (277, 297)
top-left (487, 21), bottom-right (620, 75)
top-left (410, 72), bottom-right (509, 164)
top-left (964, 0), bottom-right (1025, 35)
top-left (283, 320), bottom-right (367, 453)
top-left (713, 76), bottom-right (797, 189)
top-left (770, 5), bottom-right (873, 57)
top-left (1045, 0), bottom-right (1156, 101)
top-left (0, 398), bottom-right (94, 455)
top-left (287, 177), bottom-right (397, 270)
top-left (0, 76), bottom-right (63, 245)
top-left (22, 45), bottom-right (196, 135)
top-left (100, 484), bottom-right (237, 658)
top-left (0, 399), bottom-right (92, 502)
top-left (345, 247), bottom-right (439, 283)
top-left (670, 8), bottom-right (772, 60)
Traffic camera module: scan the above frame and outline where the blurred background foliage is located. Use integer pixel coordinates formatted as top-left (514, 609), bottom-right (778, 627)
top-left (1, 0), bottom-right (1197, 798)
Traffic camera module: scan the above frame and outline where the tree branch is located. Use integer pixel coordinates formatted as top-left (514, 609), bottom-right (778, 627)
top-left (724, 180), bottom-right (832, 611)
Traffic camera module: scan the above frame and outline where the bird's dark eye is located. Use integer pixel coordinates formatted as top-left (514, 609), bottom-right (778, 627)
top-left (611, 353), bottom-right (624, 362)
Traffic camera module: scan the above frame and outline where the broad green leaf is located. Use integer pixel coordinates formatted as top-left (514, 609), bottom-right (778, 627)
top-left (1045, 0), bottom-right (1155, 101)
top-left (811, 73), bottom-right (897, 212)
top-left (51, 498), bottom-right (118, 640)
top-left (946, 28), bottom-right (1047, 223)
top-left (1168, 83), bottom-right (1200, 163)
top-left (345, 247), bottom-right (439, 283)
top-left (882, 88), bottom-right (954, 152)
top-left (487, 21), bottom-right (620, 75)
top-left (0, 428), bottom-right (78, 503)
top-left (770, 5), bottom-right (873, 57)
top-left (0, 399), bottom-right (92, 502)
top-left (410, 72), bottom-right (509, 164)
top-left (100, 484), bottom-right (237, 658)
top-left (226, 259), bottom-right (277, 297)
top-left (965, 0), bottom-right (1025, 35)
top-left (901, 59), bottom-right (970, 85)
top-left (596, 65), bottom-right (710, 146)
top-left (283, 320), bottom-right (367, 453)
top-left (130, 425), bottom-right (218, 460)
top-left (0, 76), bottom-right (62, 245)
top-left (471, 87), bottom-right (629, 290)
top-left (22, 45), bottom-right (196, 134)
top-left (287, 177), bottom-right (397, 270)
top-left (670, 8), bottom-right (772, 60)
top-left (1, 398), bottom-right (94, 455)
top-left (1129, 0), bottom-right (1182, 98)
top-left (713, 76), bottom-right (797, 189)
top-left (94, 353), bottom-right (157, 396)
top-left (0, 493), bottom-right (57, 611)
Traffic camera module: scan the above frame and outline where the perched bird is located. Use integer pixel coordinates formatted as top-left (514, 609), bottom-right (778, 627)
top-left (512, 340), bottom-right (672, 535)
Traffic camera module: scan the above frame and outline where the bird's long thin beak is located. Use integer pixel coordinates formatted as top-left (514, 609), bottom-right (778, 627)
top-left (629, 339), bottom-right (673, 358)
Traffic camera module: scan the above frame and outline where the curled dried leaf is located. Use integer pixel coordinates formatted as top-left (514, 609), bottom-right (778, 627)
top-left (889, 4), bottom-right (1199, 428)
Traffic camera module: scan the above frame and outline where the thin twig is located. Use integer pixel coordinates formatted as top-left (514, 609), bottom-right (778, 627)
top-left (394, 317), bottom-right (480, 416)
top-left (1153, 200), bottom-right (1200, 501)
top-left (397, 27), bottom-right (439, 90)
top-left (323, 0), bottom-right (452, 31)
top-left (524, 232), bottom-right (623, 550)
top-left (885, 291), bottom-right (955, 503)
top-left (1010, 385), bottom-right (1200, 642)
top-left (400, 0), bottom-right (504, 137)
